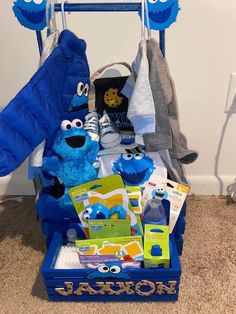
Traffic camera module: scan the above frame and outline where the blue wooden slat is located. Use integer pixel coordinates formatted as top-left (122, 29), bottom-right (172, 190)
top-left (54, 2), bottom-right (141, 12)
top-left (36, 2), bottom-right (166, 56)
top-left (175, 234), bottom-right (184, 256)
top-left (174, 215), bottom-right (186, 236)
top-left (159, 30), bottom-right (165, 57)
top-left (43, 267), bottom-right (180, 280)
top-left (45, 279), bottom-right (180, 302)
top-left (47, 293), bottom-right (179, 302)
top-left (41, 232), bottom-right (63, 274)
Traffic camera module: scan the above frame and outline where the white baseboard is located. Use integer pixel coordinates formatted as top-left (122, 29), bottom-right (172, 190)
top-left (0, 174), bottom-right (35, 195)
top-left (188, 175), bottom-right (236, 195)
top-left (0, 174), bottom-right (235, 196)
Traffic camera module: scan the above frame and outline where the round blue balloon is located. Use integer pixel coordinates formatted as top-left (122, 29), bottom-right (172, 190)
top-left (140, 0), bottom-right (180, 31)
top-left (13, 0), bottom-right (47, 31)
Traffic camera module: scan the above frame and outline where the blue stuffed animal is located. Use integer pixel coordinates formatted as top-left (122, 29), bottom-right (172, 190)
top-left (43, 119), bottom-right (99, 207)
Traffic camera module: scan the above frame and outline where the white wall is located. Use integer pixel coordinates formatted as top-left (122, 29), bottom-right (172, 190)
top-left (1, 0), bottom-right (236, 195)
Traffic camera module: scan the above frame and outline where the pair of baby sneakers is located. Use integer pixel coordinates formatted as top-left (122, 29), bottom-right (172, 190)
top-left (84, 111), bottom-right (121, 149)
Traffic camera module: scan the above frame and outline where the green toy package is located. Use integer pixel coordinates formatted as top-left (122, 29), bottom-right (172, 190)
top-left (69, 175), bottom-right (141, 237)
top-left (88, 219), bottom-right (131, 239)
top-left (144, 224), bottom-right (170, 269)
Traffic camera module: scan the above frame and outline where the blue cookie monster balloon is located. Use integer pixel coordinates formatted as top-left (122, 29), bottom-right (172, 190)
top-left (112, 152), bottom-right (155, 186)
top-left (141, 0), bottom-right (180, 31)
top-left (13, 0), bottom-right (47, 31)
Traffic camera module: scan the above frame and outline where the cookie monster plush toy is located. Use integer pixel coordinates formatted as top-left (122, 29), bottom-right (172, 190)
top-left (43, 119), bottom-right (99, 208)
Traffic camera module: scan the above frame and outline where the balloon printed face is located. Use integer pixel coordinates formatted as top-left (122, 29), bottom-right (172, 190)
top-left (140, 0), bottom-right (180, 31)
top-left (112, 153), bottom-right (155, 186)
top-left (13, 0), bottom-right (47, 31)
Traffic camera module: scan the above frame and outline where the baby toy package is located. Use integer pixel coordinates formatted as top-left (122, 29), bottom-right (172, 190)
top-left (75, 235), bottom-right (144, 266)
top-left (69, 175), bottom-right (142, 237)
top-left (142, 175), bottom-right (190, 233)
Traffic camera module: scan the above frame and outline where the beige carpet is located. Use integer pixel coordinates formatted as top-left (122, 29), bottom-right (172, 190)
top-left (0, 196), bottom-right (236, 314)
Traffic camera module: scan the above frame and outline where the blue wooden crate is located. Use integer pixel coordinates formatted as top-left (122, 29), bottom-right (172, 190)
top-left (41, 232), bottom-right (182, 302)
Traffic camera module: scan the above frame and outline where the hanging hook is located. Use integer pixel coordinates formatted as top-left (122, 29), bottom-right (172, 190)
top-left (46, 0), bottom-right (57, 34)
top-left (61, 0), bottom-right (69, 30)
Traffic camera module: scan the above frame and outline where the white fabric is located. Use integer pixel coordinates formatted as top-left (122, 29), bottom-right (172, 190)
top-left (54, 246), bottom-right (86, 269)
top-left (126, 0), bottom-right (155, 135)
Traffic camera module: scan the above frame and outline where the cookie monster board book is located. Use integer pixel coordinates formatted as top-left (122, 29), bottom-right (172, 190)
top-left (6, 0), bottom-right (190, 303)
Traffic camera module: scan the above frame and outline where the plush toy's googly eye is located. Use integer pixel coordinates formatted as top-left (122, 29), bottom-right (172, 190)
top-left (83, 213), bottom-right (90, 220)
top-left (71, 119), bottom-right (83, 129)
top-left (148, 0), bottom-right (158, 3)
top-left (77, 82), bottom-right (84, 96)
top-left (122, 153), bottom-right (133, 161)
top-left (85, 207), bottom-right (93, 214)
top-left (83, 84), bottom-right (89, 97)
top-left (33, 0), bottom-right (44, 4)
top-left (134, 153), bottom-right (144, 160)
top-left (109, 266), bottom-right (121, 274)
top-left (61, 120), bottom-right (72, 131)
top-left (98, 265), bottom-right (110, 273)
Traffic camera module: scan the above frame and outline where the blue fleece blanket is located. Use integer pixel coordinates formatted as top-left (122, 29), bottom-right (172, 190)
top-left (0, 30), bottom-right (90, 176)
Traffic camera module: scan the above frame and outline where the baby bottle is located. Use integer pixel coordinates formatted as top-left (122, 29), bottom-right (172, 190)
top-left (142, 199), bottom-right (167, 226)
top-left (66, 228), bottom-right (77, 246)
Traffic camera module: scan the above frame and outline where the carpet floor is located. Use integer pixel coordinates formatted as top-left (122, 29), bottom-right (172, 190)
top-left (0, 196), bottom-right (235, 314)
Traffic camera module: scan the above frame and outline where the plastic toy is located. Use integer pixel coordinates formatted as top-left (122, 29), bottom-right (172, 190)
top-left (121, 135), bottom-right (135, 146)
top-left (143, 199), bottom-right (167, 226)
top-left (66, 228), bottom-right (77, 245)
top-left (83, 203), bottom-right (126, 221)
top-left (144, 225), bottom-right (170, 269)
top-left (69, 175), bottom-right (141, 236)
top-left (43, 119), bottom-right (99, 207)
top-left (126, 186), bottom-right (142, 214)
top-left (13, 0), bottom-right (48, 31)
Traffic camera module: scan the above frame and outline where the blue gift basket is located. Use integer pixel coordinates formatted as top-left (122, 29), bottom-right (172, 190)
top-left (32, 1), bottom-right (187, 302)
